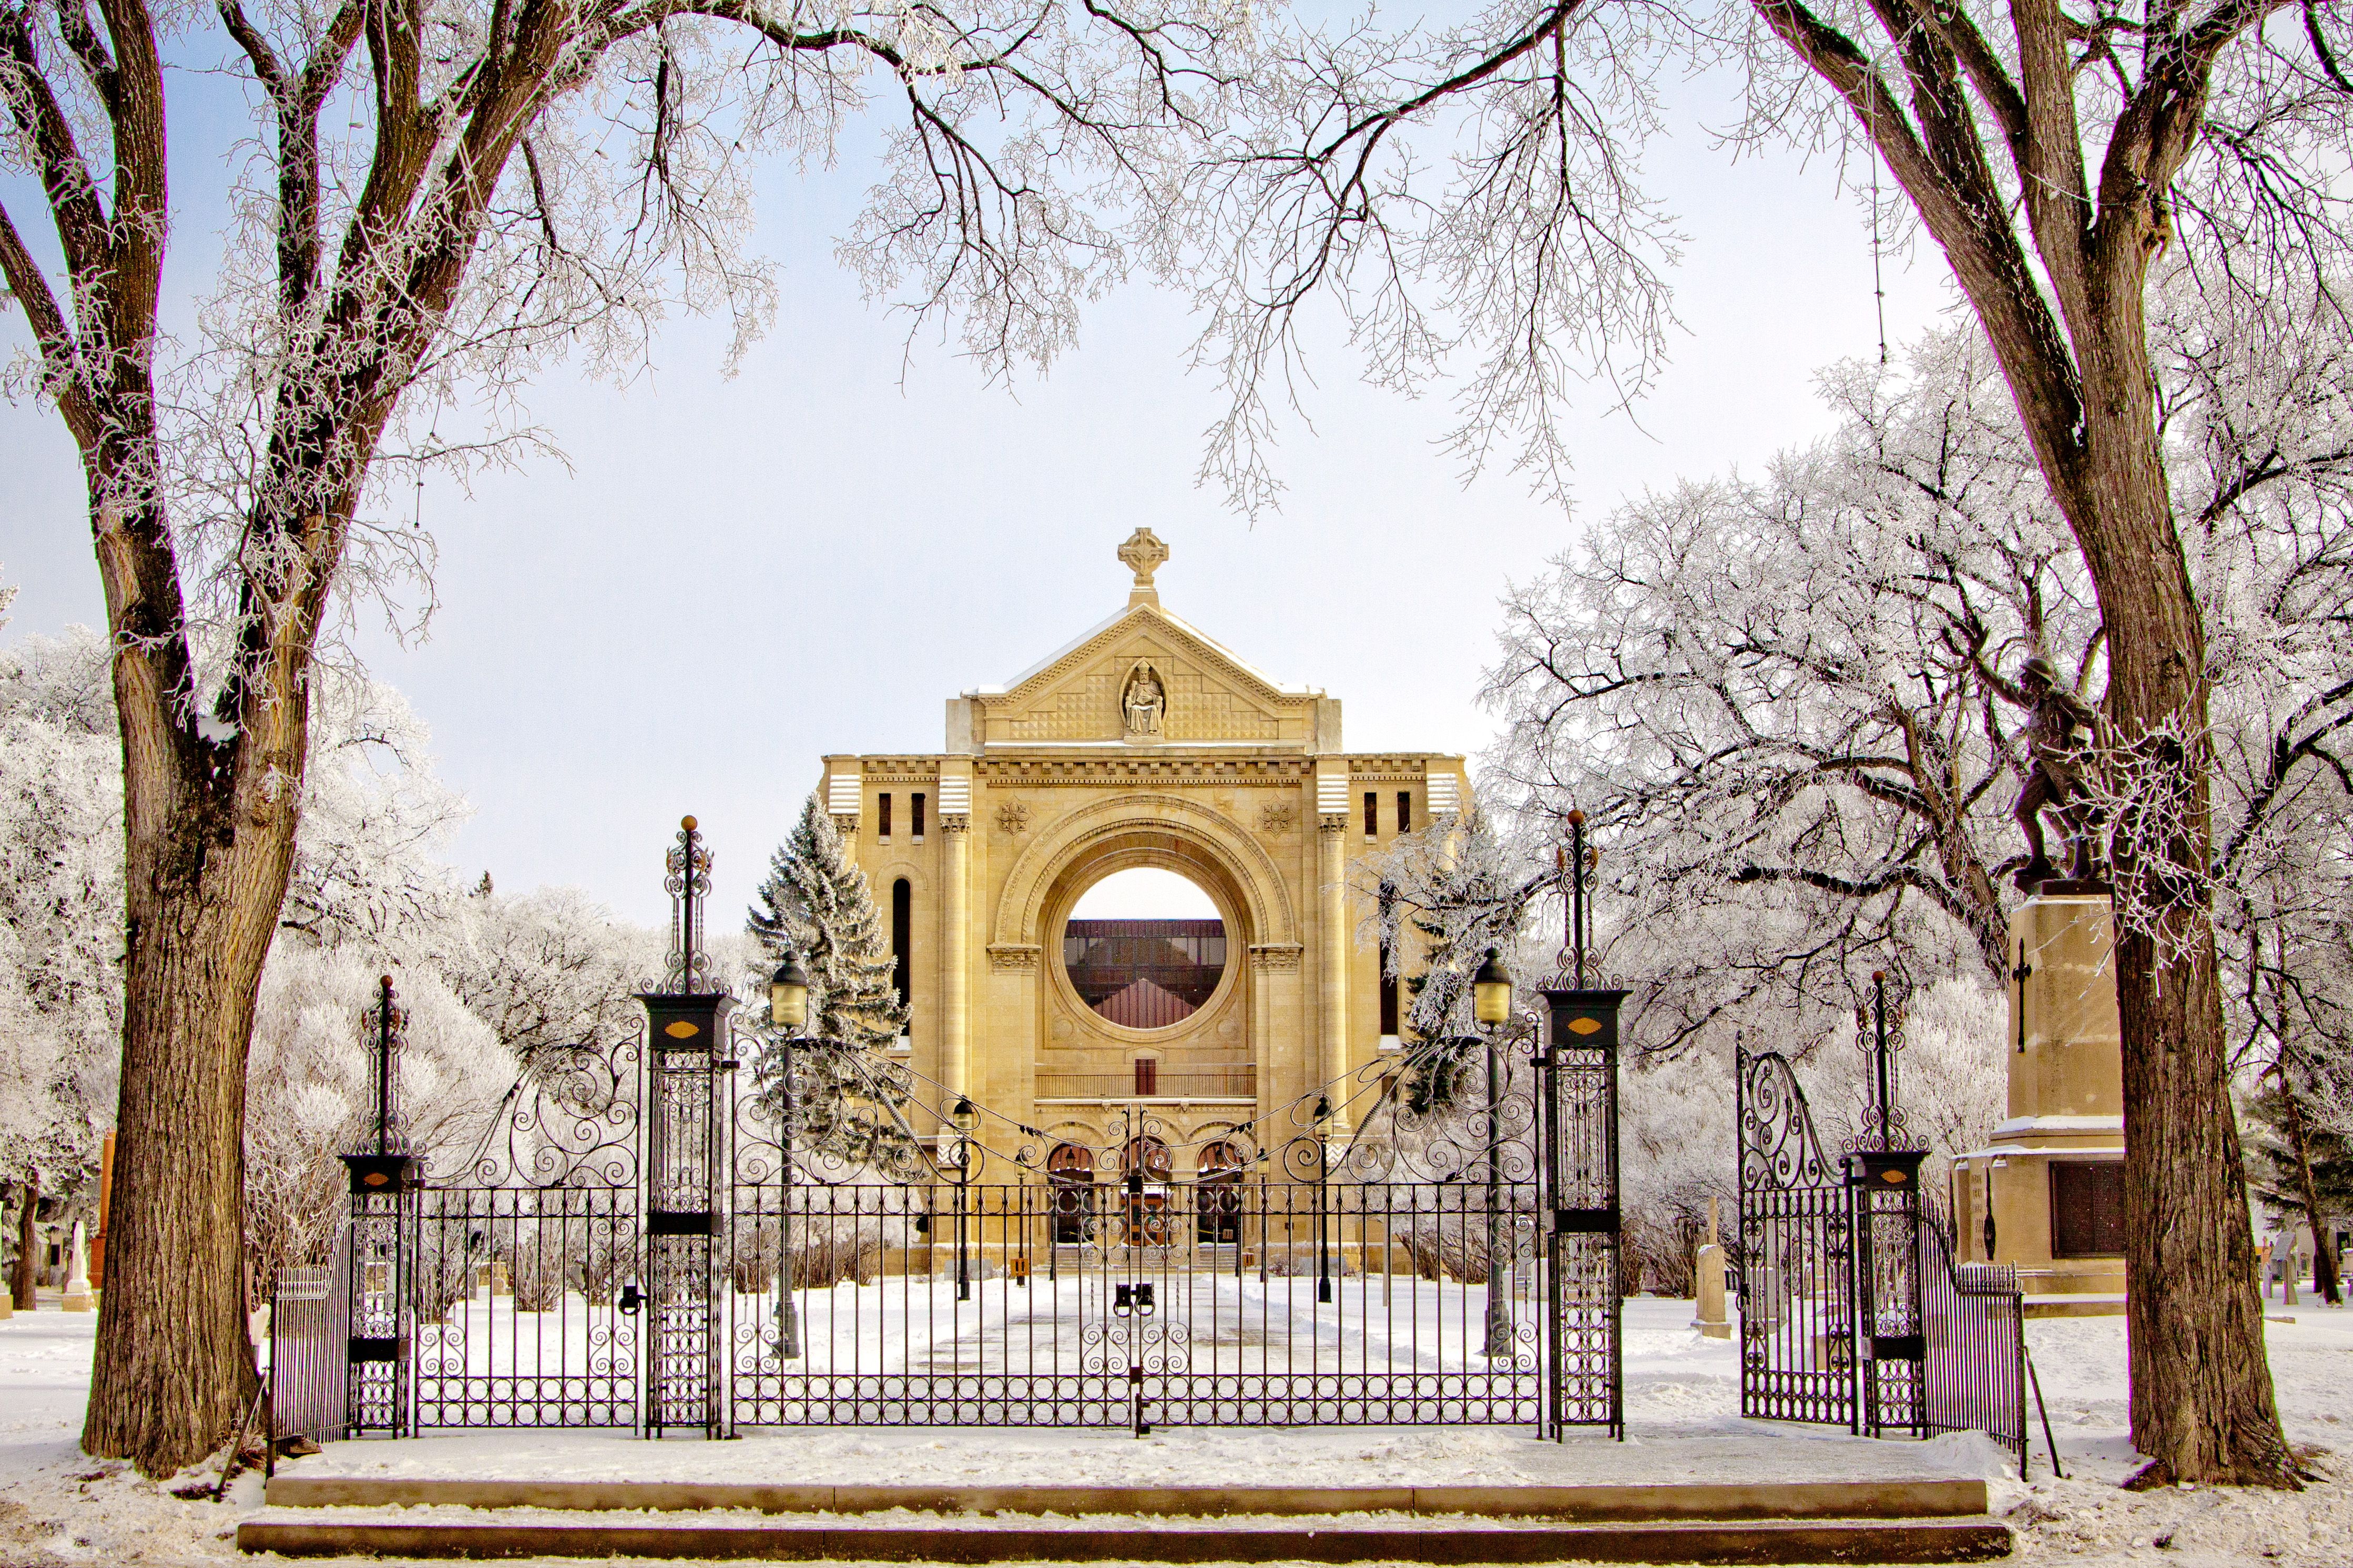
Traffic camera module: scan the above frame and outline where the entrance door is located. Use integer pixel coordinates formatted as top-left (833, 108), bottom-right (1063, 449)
top-left (1048, 1143), bottom-right (1094, 1244)
top-left (1195, 1141), bottom-right (1242, 1243)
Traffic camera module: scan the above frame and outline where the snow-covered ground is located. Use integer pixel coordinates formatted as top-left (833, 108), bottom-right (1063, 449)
top-left (2, 1296), bottom-right (2346, 1565)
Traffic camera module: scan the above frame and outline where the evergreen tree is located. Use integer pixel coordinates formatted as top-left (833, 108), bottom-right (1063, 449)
top-left (747, 796), bottom-right (915, 1175)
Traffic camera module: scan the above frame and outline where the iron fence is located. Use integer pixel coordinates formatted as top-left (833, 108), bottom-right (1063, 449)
top-left (725, 1176), bottom-right (1550, 1432)
top-left (1736, 1050), bottom-right (1857, 1430)
top-left (269, 1253), bottom-right (348, 1444)
top-left (1919, 1213), bottom-right (2028, 1472)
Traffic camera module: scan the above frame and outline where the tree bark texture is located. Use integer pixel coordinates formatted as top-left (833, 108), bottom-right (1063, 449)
top-left (10, 1174), bottom-right (38, 1308)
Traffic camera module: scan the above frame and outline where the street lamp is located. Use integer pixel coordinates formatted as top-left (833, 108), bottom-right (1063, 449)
top-left (770, 958), bottom-right (809, 1030)
top-left (769, 958), bottom-right (808, 1359)
top-left (1475, 949), bottom-right (1516, 1358)
top-left (951, 1096), bottom-right (978, 1302)
top-left (1313, 1093), bottom-right (1332, 1305)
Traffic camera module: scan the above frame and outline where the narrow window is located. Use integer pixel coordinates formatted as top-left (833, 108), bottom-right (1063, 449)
top-left (913, 792), bottom-right (927, 841)
top-left (892, 878), bottom-right (913, 1012)
top-left (1397, 791), bottom-right (1412, 835)
top-left (878, 792), bottom-right (892, 838)
top-left (1378, 940), bottom-right (1400, 1037)
top-left (1134, 1058), bottom-right (1158, 1096)
top-left (1364, 791), bottom-right (1379, 838)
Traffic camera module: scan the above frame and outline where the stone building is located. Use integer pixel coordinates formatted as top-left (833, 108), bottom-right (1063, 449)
top-left (812, 531), bottom-right (1470, 1176)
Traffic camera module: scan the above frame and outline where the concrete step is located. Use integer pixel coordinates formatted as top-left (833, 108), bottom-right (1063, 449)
top-left (261, 1475), bottom-right (1992, 1521)
top-left (238, 1512), bottom-right (2013, 1563)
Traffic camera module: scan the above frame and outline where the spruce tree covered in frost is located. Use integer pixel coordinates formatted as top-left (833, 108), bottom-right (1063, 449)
top-left (748, 795), bottom-right (914, 1176)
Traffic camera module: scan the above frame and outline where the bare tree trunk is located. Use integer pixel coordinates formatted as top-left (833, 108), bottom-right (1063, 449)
top-left (2275, 1071), bottom-right (2344, 1308)
top-left (10, 1173), bottom-right (38, 1308)
top-left (2084, 445), bottom-right (2296, 1487)
top-left (79, 481), bottom-right (317, 1476)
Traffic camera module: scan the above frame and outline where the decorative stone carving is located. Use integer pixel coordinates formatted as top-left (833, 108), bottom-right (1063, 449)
top-left (1249, 943), bottom-right (1305, 973)
top-left (1258, 802), bottom-right (1295, 835)
top-left (1317, 814), bottom-right (1348, 838)
top-left (940, 813), bottom-right (971, 835)
top-left (1118, 527), bottom-right (1170, 592)
top-left (1121, 659), bottom-right (1167, 742)
top-left (989, 944), bottom-right (1042, 971)
top-left (996, 801), bottom-right (1032, 835)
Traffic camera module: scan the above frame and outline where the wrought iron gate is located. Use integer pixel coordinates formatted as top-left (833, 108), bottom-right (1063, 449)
top-left (723, 981), bottom-right (1621, 1437)
top-left (303, 825), bottom-right (1626, 1441)
top-left (1734, 1043), bottom-right (2028, 1468)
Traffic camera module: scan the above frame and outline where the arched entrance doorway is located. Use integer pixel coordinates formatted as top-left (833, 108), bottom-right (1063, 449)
top-left (1196, 1140), bottom-right (1245, 1244)
top-left (1047, 1143), bottom-right (1094, 1244)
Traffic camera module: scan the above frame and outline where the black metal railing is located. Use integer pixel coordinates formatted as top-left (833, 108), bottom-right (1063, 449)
top-left (269, 1253), bottom-right (349, 1445)
top-left (1919, 1211), bottom-right (2028, 1473)
top-left (410, 1184), bottom-right (644, 1430)
top-left (725, 1177), bottom-right (1548, 1432)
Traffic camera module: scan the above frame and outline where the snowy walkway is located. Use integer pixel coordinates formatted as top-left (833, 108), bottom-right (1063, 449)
top-left (3, 1297), bottom-right (2348, 1565)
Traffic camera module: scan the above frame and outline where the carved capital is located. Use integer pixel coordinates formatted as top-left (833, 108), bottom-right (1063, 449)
top-left (941, 814), bottom-right (971, 835)
top-left (988, 944), bottom-right (1042, 972)
top-left (1317, 815), bottom-right (1349, 838)
top-left (1249, 943), bottom-right (1305, 973)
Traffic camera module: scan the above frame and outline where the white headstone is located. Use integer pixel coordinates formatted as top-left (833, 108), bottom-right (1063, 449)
top-left (61, 1220), bottom-right (93, 1311)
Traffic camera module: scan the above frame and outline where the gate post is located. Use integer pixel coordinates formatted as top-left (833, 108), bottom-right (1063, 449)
top-left (1537, 985), bottom-right (1626, 1440)
top-left (639, 816), bottom-right (735, 1439)
top-left (1848, 1149), bottom-right (1927, 1438)
top-left (343, 974), bottom-right (416, 1437)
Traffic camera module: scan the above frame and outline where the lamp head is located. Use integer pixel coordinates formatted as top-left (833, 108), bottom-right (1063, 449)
top-left (770, 958), bottom-right (809, 1031)
top-left (952, 1096), bottom-right (978, 1134)
top-left (1473, 948), bottom-right (1513, 1027)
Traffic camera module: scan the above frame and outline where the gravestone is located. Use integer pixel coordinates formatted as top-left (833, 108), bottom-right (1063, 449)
top-left (1693, 1195), bottom-right (1730, 1339)
top-left (61, 1221), bottom-right (93, 1311)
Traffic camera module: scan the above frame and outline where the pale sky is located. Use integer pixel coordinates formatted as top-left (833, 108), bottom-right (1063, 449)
top-left (2, 48), bottom-right (1953, 929)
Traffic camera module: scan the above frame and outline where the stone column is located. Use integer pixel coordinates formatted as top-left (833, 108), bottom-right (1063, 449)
top-left (942, 814), bottom-right (971, 1100)
top-left (1317, 815), bottom-right (1349, 1105)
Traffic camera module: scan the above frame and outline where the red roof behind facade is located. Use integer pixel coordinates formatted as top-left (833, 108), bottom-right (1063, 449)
top-left (1095, 977), bottom-right (1196, 1029)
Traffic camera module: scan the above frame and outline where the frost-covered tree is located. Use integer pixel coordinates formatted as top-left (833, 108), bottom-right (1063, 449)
top-left (747, 795), bottom-right (913, 1174)
top-left (4, 0), bottom-right (1254, 1471)
top-left (433, 883), bottom-right (660, 1076)
top-left (0, 616), bottom-right (124, 1276)
top-left (1190, 0), bottom-right (2350, 1486)
top-left (242, 949), bottom-right (514, 1305)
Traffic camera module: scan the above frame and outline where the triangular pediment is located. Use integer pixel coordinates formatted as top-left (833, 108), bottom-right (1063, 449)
top-left (971, 604), bottom-right (1322, 750)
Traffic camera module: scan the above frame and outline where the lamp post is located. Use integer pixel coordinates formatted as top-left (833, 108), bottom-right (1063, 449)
top-left (769, 960), bottom-right (809, 1358)
top-left (1475, 948), bottom-right (1516, 1358)
top-left (951, 1096), bottom-right (978, 1302)
top-left (1313, 1094), bottom-right (1332, 1304)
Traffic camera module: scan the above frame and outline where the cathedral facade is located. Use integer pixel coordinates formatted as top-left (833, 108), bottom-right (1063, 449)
top-left (814, 531), bottom-right (1470, 1173)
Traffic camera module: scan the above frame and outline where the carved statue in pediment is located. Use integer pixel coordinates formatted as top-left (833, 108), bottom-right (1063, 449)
top-left (1122, 659), bottom-right (1166, 740)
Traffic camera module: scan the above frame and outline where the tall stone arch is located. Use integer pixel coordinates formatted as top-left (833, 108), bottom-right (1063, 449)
top-left (977, 793), bottom-right (1305, 1139)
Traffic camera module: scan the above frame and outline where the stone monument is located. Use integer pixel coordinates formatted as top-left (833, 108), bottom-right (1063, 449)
top-left (1949, 891), bottom-right (2126, 1314)
top-left (61, 1219), bottom-right (93, 1311)
top-left (1693, 1194), bottom-right (1730, 1339)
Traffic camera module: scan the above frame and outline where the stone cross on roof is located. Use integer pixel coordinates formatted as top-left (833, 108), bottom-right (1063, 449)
top-left (1118, 528), bottom-right (1170, 607)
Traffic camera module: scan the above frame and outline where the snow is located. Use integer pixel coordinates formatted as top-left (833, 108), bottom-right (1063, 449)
top-left (2, 1297), bottom-right (2347, 1565)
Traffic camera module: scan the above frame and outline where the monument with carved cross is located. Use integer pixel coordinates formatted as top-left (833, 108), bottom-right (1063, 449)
top-left (1948, 893), bottom-right (2127, 1315)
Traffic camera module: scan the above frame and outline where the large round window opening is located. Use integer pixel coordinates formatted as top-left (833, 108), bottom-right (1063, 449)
top-left (1063, 869), bottom-right (1226, 1029)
